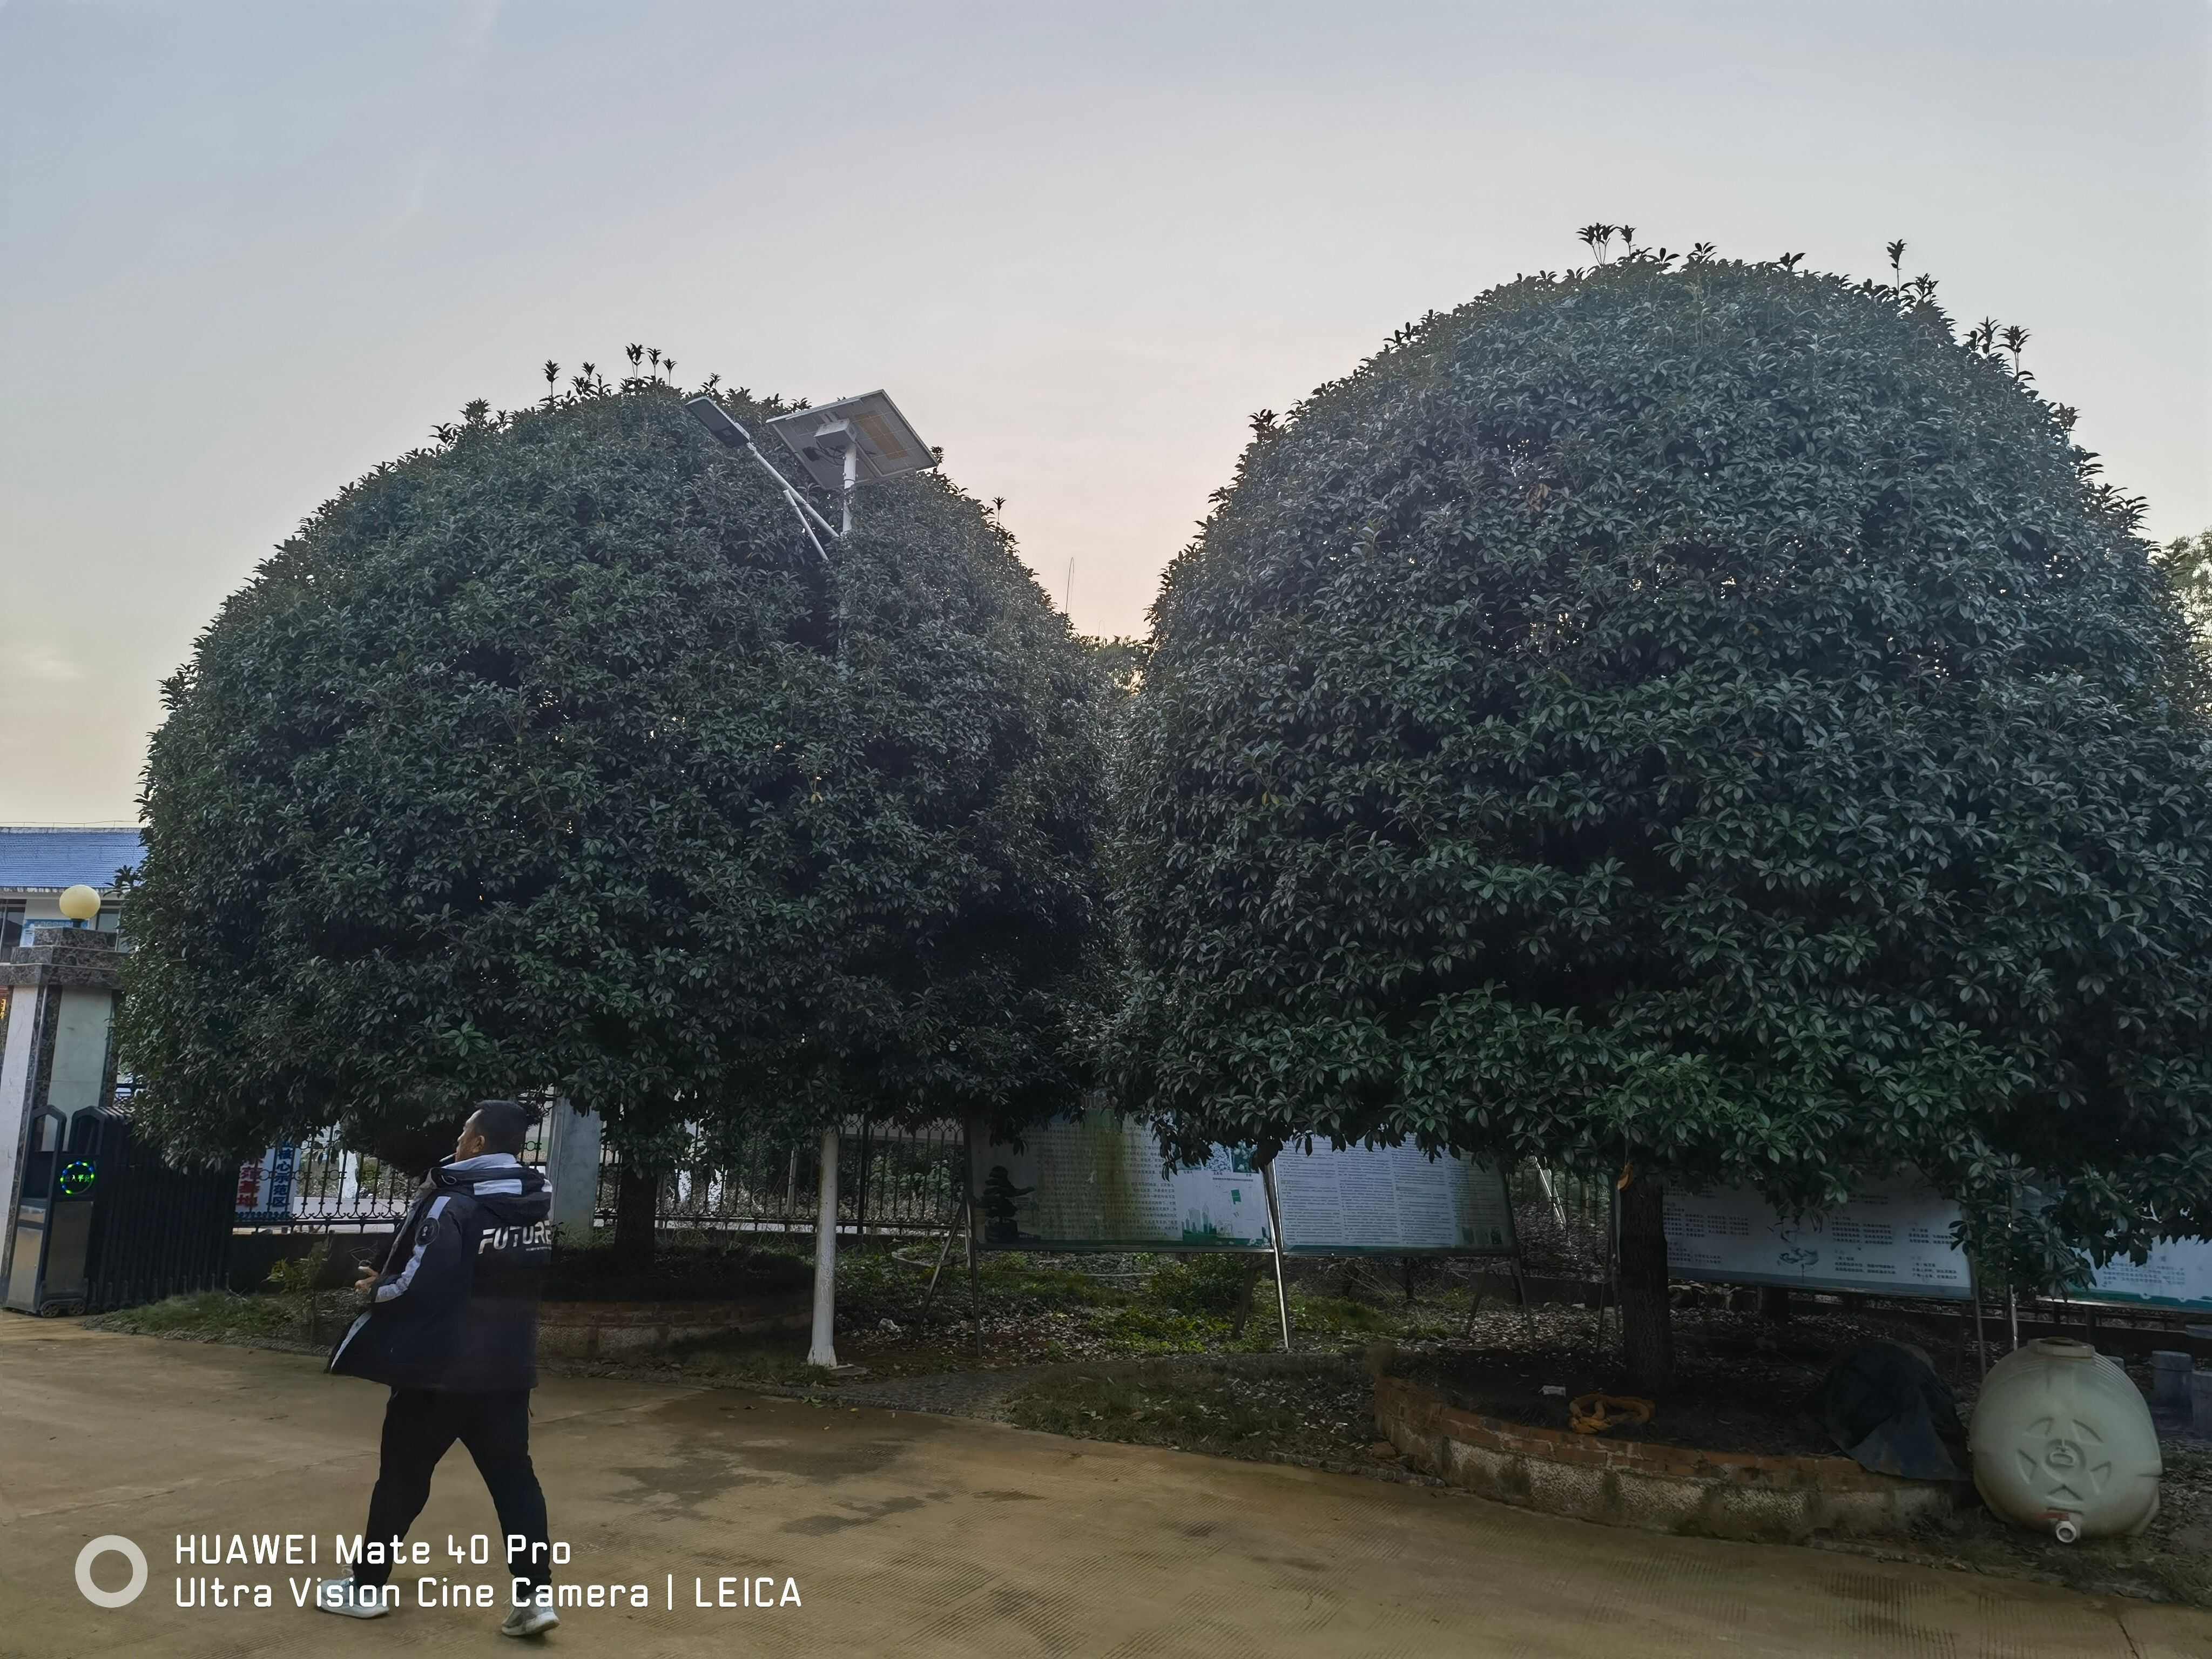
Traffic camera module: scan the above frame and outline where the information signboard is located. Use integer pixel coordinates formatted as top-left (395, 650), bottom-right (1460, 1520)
top-left (971, 1112), bottom-right (1516, 1256)
top-left (1272, 1139), bottom-right (1515, 1256)
top-left (973, 1114), bottom-right (1270, 1252)
top-left (1662, 1179), bottom-right (1974, 1301)
top-left (234, 1143), bottom-right (297, 1225)
top-left (2080, 1240), bottom-right (2212, 1312)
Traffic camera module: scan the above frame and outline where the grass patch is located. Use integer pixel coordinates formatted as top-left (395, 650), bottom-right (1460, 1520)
top-left (92, 1291), bottom-right (312, 1343)
top-left (654, 1328), bottom-right (832, 1388)
top-left (1284, 1293), bottom-right (1399, 1337)
top-left (90, 1245), bottom-right (1492, 1388)
top-left (1003, 1364), bottom-right (1377, 1466)
top-left (551, 1247), bottom-right (1492, 1385)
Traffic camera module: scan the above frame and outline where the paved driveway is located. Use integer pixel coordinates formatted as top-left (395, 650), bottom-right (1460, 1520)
top-left (2, 1316), bottom-right (2205, 1657)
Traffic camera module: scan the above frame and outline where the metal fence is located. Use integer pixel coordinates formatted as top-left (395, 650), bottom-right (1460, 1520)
top-left (232, 1117), bottom-right (965, 1239)
top-left (597, 1118), bottom-right (966, 1237)
top-left (232, 1120), bottom-right (555, 1231)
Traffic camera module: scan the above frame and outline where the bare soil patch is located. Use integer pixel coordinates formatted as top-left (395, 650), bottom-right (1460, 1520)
top-left (1401, 1306), bottom-right (1908, 1459)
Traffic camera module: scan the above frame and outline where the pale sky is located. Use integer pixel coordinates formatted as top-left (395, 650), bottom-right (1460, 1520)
top-left (4, 1), bottom-right (2207, 825)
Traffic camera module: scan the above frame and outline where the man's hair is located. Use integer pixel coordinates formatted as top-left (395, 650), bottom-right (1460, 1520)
top-left (469, 1099), bottom-right (536, 1156)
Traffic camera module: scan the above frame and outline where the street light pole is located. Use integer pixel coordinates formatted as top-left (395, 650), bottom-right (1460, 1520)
top-left (841, 431), bottom-right (858, 537)
top-left (683, 387), bottom-right (939, 1380)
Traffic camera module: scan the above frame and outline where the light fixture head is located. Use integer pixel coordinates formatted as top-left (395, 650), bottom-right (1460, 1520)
top-left (683, 395), bottom-right (754, 450)
top-left (58, 884), bottom-right (102, 924)
top-left (766, 392), bottom-right (934, 491)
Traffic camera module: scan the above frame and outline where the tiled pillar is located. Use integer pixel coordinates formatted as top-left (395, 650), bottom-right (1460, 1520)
top-left (542, 1096), bottom-right (603, 1245)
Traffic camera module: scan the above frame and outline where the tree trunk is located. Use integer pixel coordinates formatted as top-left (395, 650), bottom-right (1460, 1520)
top-left (1759, 1284), bottom-right (1792, 1324)
top-left (1617, 1171), bottom-right (1673, 1390)
top-left (612, 1159), bottom-right (661, 1270)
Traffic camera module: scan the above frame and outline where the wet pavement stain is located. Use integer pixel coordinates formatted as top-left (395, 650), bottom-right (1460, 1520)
top-left (631, 1396), bottom-right (914, 1483)
top-left (727, 1435), bottom-right (912, 1481)
top-left (609, 1435), bottom-right (773, 1513)
top-left (780, 1495), bottom-right (929, 1535)
top-left (609, 1428), bottom-right (919, 1509)
top-left (972, 1489), bottom-right (1046, 1502)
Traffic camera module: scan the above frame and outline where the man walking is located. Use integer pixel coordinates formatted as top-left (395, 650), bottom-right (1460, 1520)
top-left (315, 1100), bottom-right (560, 1638)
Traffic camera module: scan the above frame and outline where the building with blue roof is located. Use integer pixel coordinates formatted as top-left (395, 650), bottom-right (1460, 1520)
top-left (0, 826), bottom-right (144, 948)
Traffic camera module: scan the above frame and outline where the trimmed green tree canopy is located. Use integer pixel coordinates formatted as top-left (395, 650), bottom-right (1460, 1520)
top-left (1112, 249), bottom-right (2212, 1272)
top-left (121, 377), bottom-right (1109, 1163)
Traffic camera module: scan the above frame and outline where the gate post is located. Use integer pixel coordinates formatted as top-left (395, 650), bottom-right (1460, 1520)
top-left (541, 1097), bottom-right (603, 1245)
top-left (2, 929), bottom-right (122, 1309)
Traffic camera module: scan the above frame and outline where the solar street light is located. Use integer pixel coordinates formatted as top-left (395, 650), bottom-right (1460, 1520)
top-left (683, 395), bottom-right (835, 560)
top-left (684, 387), bottom-right (937, 1378)
top-left (766, 390), bottom-right (936, 535)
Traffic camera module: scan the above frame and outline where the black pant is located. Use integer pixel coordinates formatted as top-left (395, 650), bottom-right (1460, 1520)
top-left (356, 1388), bottom-right (551, 1591)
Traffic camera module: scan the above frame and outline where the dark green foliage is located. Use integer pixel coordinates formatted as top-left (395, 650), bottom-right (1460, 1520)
top-left (2159, 528), bottom-right (2211, 689)
top-left (120, 377), bottom-right (1109, 1165)
top-left (1078, 635), bottom-right (1151, 699)
top-left (1112, 248), bottom-right (2212, 1282)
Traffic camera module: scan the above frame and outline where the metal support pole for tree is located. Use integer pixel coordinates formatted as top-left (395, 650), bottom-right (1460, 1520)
top-left (807, 1126), bottom-right (839, 1369)
top-left (920, 1198), bottom-right (969, 1324)
top-left (967, 1216), bottom-right (983, 1359)
top-left (963, 1122), bottom-right (983, 1359)
top-left (1970, 1238), bottom-right (1989, 1378)
top-left (853, 1120), bottom-right (869, 1241)
top-left (2004, 1175), bottom-right (2021, 1354)
top-left (1604, 1178), bottom-right (1621, 1360)
top-left (1262, 1161), bottom-right (1293, 1353)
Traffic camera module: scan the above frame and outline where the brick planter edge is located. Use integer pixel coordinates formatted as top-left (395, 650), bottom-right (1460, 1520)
top-left (1373, 1374), bottom-right (1957, 1543)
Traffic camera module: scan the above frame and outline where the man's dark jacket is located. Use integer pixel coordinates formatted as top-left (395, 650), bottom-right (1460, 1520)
top-left (327, 1153), bottom-right (552, 1391)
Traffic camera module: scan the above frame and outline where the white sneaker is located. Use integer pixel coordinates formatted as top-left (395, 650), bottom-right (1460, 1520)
top-left (502, 1603), bottom-right (560, 1638)
top-left (314, 1577), bottom-right (392, 1618)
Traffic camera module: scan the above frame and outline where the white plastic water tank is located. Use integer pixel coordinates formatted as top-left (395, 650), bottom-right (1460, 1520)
top-left (1968, 1338), bottom-right (2161, 1542)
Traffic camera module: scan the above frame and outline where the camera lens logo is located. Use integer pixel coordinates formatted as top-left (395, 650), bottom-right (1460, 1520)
top-left (75, 1535), bottom-right (147, 1608)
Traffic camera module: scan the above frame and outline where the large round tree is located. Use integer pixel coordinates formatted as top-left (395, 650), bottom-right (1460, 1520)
top-left (1111, 244), bottom-right (2212, 1384)
top-left (121, 369), bottom-right (1110, 1257)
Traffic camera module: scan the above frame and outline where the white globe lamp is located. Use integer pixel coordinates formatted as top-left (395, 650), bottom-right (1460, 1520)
top-left (58, 884), bottom-right (103, 926)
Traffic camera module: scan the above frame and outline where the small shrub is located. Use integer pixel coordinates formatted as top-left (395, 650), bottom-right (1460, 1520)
top-left (264, 1237), bottom-right (331, 1297)
top-left (1144, 1255), bottom-right (1251, 1316)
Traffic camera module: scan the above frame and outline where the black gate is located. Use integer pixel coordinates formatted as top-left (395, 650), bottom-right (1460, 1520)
top-left (7, 1104), bottom-right (233, 1314)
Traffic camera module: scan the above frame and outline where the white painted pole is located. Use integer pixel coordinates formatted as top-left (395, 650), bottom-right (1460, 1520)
top-left (807, 1126), bottom-right (840, 1369)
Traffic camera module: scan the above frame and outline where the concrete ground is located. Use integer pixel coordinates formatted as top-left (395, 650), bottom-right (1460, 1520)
top-left (2, 1316), bottom-right (2207, 1658)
